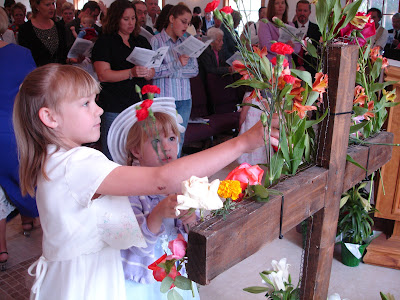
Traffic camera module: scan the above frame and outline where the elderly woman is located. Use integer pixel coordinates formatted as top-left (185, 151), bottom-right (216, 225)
top-left (92, 0), bottom-right (154, 159)
top-left (18, 0), bottom-right (67, 66)
top-left (0, 7), bottom-right (38, 271)
top-left (57, 1), bottom-right (74, 28)
top-left (8, 2), bottom-right (26, 37)
top-left (198, 27), bottom-right (232, 80)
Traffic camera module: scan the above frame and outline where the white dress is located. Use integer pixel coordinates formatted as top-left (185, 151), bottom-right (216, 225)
top-left (237, 92), bottom-right (268, 165)
top-left (29, 146), bottom-right (146, 300)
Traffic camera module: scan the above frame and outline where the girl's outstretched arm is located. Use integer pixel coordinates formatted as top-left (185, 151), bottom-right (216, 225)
top-left (97, 119), bottom-right (279, 196)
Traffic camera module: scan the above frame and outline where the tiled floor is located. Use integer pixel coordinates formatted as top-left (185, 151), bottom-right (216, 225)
top-left (1, 162), bottom-right (399, 300)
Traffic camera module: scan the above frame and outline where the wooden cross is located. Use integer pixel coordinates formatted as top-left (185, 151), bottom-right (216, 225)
top-left (186, 45), bottom-right (394, 299)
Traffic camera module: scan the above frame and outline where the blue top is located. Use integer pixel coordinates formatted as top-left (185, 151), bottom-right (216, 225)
top-left (0, 43), bottom-right (38, 218)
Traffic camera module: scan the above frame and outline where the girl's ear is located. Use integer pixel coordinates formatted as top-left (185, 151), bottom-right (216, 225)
top-left (169, 14), bottom-right (175, 26)
top-left (129, 146), bottom-right (142, 160)
top-left (38, 107), bottom-right (59, 129)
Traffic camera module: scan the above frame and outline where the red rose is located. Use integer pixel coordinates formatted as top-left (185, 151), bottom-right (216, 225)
top-left (270, 42), bottom-right (294, 55)
top-left (141, 84), bottom-right (160, 95)
top-left (225, 163), bottom-right (264, 191)
top-left (220, 6), bottom-right (233, 14)
top-left (204, 0), bottom-right (220, 13)
top-left (136, 107), bottom-right (149, 121)
top-left (140, 99), bottom-right (153, 109)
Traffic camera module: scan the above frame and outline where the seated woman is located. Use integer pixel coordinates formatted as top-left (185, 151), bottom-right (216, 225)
top-left (198, 27), bottom-right (232, 82)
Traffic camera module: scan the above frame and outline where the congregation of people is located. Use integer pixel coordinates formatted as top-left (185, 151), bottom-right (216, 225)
top-left (0, 0), bottom-right (398, 299)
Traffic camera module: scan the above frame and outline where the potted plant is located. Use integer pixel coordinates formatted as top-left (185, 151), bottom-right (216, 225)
top-left (337, 179), bottom-right (375, 267)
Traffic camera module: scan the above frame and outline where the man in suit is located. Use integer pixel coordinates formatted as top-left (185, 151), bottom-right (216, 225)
top-left (293, 0), bottom-right (321, 78)
top-left (384, 13), bottom-right (400, 60)
top-left (133, 0), bottom-right (154, 43)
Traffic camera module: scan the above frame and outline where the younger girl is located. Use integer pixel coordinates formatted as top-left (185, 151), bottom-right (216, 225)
top-left (13, 64), bottom-right (278, 300)
top-left (108, 99), bottom-right (199, 299)
top-left (151, 3), bottom-right (198, 154)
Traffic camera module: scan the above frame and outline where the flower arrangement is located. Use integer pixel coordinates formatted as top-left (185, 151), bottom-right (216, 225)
top-left (243, 258), bottom-right (300, 299)
top-left (148, 234), bottom-right (196, 300)
top-left (213, 163), bottom-right (264, 218)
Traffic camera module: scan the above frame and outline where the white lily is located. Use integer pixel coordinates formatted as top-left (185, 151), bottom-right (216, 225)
top-left (327, 293), bottom-right (350, 300)
top-left (267, 270), bottom-right (286, 291)
top-left (271, 258), bottom-right (290, 283)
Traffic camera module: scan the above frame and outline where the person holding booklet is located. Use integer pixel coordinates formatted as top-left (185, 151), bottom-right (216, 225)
top-left (150, 3), bottom-right (198, 155)
top-left (258, 0), bottom-right (301, 68)
top-left (92, 0), bottom-right (155, 159)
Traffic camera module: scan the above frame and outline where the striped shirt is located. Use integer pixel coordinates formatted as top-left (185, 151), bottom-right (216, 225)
top-left (151, 29), bottom-right (198, 101)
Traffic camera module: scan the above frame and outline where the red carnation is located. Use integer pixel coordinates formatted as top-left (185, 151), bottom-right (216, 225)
top-left (270, 56), bottom-right (289, 67)
top-left (136, 107), bottom-right (149, 121)
top-left (141, 85), bottom-right (160, 95)
top-left (140, 99), bottom-right (153, 109)
top-left (220, 6), bottom-right (233, 14)
top-left (204, 0), bottom-right (220, 13)
top-left (283, 75), bottom-right (296, 84)
top-left (270, 42), bottom-right (294, 55)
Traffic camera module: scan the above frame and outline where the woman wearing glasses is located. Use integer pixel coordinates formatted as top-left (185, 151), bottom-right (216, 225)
top-left (150, 3), bottom-right (198, 155)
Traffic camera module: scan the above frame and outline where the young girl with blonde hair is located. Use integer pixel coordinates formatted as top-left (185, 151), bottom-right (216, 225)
top-left (107, 98), bottom-right (200, 299)
top-left (13, 64), bottom-right (278, 300)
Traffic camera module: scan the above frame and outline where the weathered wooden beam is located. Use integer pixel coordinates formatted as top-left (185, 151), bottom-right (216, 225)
top-left (342, 132), bottom-right (393, 192)
top-left (187, 166), bottom-right (328, 285)
top-left (300, 45), bottom-right (359, 299)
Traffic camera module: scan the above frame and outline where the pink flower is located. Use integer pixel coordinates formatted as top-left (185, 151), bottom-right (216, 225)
top-left (225, 163), bottom-right (264, 191)
top-left (166, 234), bottom-right (187, 260)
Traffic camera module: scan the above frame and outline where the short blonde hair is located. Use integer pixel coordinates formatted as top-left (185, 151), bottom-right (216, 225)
top-left (13, 64), bottom-right (100, 196)
top-left (125, 112), bottom-right (180, 166)
top-left (61, 2), bottom-right (74, 13)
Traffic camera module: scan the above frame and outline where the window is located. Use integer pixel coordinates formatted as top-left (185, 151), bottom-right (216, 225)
top-left (359, 0), bottom-right (399, 29)
top-left (229, 0), bottom-right (264, 35)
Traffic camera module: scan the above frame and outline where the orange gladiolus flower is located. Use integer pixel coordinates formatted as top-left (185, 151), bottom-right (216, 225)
top-left (312, 72), bottom-right (328, 102)
top-left (363, 101), bottom-right (375, 120)
top-left (353, 86), bottom-right (367, 105)
top-left (286, 101), bottom-right (317, 119)
top-left (245, 89), bottom-right (262, 102)
top-left (253, 46), bottom-right (268, 58)
top-left (232, 60), bottom-right (253, 80)
top-left (370, 46), bottom-right (380, 62)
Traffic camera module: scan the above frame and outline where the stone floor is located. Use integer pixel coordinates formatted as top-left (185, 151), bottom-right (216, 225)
top-left (1, 162), bottom-right (399, 300)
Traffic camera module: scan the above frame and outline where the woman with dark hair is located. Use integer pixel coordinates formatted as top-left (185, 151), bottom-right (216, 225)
top-left (153, 3), bottom-right (173, 34)
top-left (258, 0), bottom-right (300, 67)
top-left (18, 0), bottom-right (67, 66)
top-left (151, 3), bottom-right (198, 155)
top-left (92, 0), bottom-right (154, 159)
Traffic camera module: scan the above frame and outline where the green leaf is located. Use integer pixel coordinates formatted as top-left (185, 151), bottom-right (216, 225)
top-left (370, 59), bottom-right (382, 82)
top-left (260, 272), bottom-right (275, 287)
top-left (243, 286), bottom-right (270, 294)
top-left (349, 121), bottom-right (368, 134)
top-left (250, 185), bottom-right (271, 202)
top-left (370, 81), bottom-right (396, 93)
top-left (291, 134), bottom-right (306, 174)
top-left (160, 277), bottom-right (174, 293)
top-left (279, 125), bottom-right (291, 166)
top-left (346, 154), bottom-right (367, 171)
top-left (260, 56), bottom-right (272, 80)
top-left (340, 195), bottom-right (350, 208)
top-left (305, 40), bottom-right (318, 58)
top-left (174, 276), bottom-right (192, 290)
top-left (290, 69), bottom-right (313, 88)
top-left (167, 289), bottom-right (184, 300)
top-left (305, 108), bottom-right (328, 129)
top-left (305, 91), bottom-right (319, 107)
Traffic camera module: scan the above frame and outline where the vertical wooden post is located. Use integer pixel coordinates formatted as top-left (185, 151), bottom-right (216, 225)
top-left (300, 45), bottom-right (359, 299)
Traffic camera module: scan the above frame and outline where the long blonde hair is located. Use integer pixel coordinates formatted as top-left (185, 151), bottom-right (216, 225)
top-left (13, 64), bottom-right (100, 196)
top-left (125, 112), bottom-right (180, 166)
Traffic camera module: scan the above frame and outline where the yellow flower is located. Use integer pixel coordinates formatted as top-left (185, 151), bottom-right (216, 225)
top-left (383, 89), bottom-right (396, 102)
top-left (218, 180), bottom-right (242, 201)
